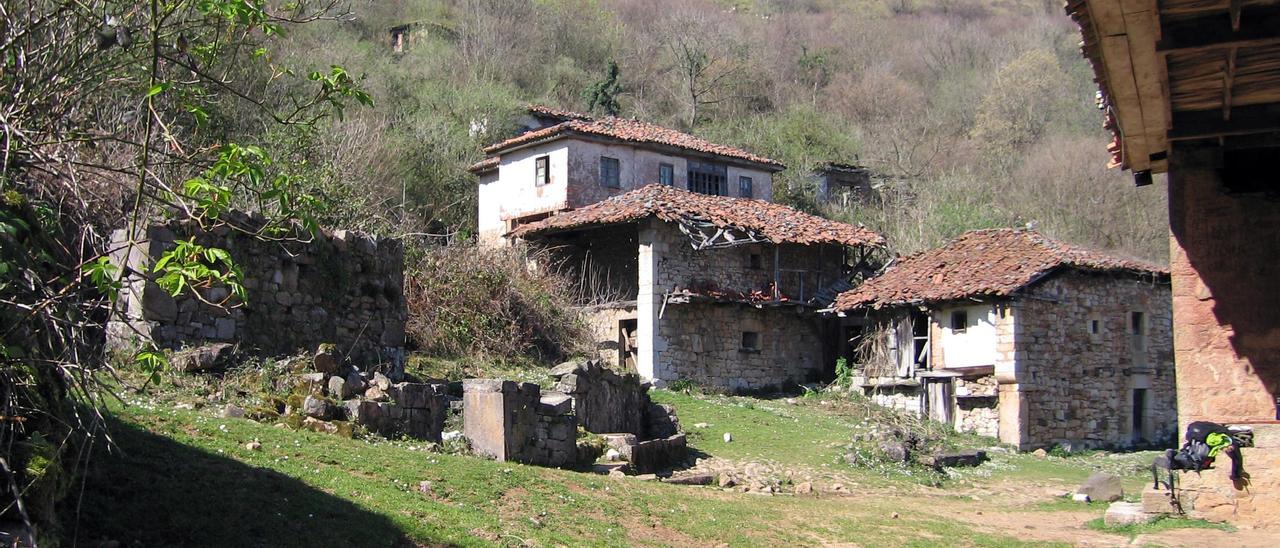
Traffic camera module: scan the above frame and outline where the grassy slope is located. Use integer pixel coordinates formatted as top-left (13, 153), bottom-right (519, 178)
top-left (67, 387), bottom-right (1061, 547)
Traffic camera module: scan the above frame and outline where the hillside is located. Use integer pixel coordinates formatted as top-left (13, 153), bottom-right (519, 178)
top-left (274, 0), bottom-right (1168, 260)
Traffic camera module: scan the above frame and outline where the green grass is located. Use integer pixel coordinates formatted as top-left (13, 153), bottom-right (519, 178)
top-left (1086, 515), bottom-right (1234, 538)
top-left (64, 382), bottom-right (1055, 547)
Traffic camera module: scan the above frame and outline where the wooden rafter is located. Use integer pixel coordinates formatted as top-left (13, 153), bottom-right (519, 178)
top-left (1230, 0), bottom-right (1243, 30)
top-left (676, 217), bottom-right (767, 250)
top-left (1157, 9), bottom-right (1280, 54)
top-left (1224, 47), bottom-right (1238, 120)
top-left (1168, 103), bottom-right (1280, 140)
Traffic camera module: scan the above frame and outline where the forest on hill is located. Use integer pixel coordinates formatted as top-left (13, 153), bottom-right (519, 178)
top-left (280, 0), bottom-right (1169, 260)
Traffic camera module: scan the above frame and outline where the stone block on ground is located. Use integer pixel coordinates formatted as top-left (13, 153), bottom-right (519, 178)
top-left (920, 450), bottom-right (988, 469)
top-left (1103, 502), bottom-right (1158, 526)
top-left (313, 343), bottom-right (341, 374)
top-left (328, 375), bottom-right (353, 399)
top-left (302, 395), bottom-right (332, 419)
top-left (664, 472), bottom-right (714, 486)
top-left (538, 391), bottom-right (573, 415)
top-left (298, 372), bottom-right (327, 395)
top-left (172, 342), bottom-right (235, 372)
top-left (1077, 472), bottom-right (1124, 502)
top-left (1141, 486), bottom-right (1180, 514)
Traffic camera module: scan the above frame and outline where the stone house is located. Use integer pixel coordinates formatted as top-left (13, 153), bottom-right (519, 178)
top-left (813, 162), bottom-right (876, 205)
top-left (1068, 0), bottom-right (1280, 526)
top-left (829, 229), bottom-right (1174, 450)
top-left (469, 107), bottom-right (784, 247)
top-left (506, 184), bottom-right (886, 392)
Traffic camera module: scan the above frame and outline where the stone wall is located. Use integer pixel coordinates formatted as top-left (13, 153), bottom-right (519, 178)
top-left (1009, 270), bottom-right (1176, 449)
top-left (658, 303), bottom-right (826, 392)
top-left (579, 305), bottom-right (637, 369)
top-left (954, 376), bottom-right (998, 438)
top-left (461, 379), bottom-right (578, 468)
top-left (1167, 145), bottom-right (1280, 427)
top-left (552, 360), bottom-right (648, 436)
top-left (1166, 423), bottom-right (1280, 528)
top-left (107, 214), bottom-right (406, 370)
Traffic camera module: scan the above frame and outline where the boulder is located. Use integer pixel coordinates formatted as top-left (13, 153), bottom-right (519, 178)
top-left (364, 386), bottom-right (388, 402)
top-left (302, 416), bottom-right (338, 435)
top-left (220, 403), bottom-right (246, 418)
top-left (298, 372), bottom-right (327, 395)
top-left (345, 370), bottom-right (367, 393)
top-left (1103, 502), bottom-right (1158, 526)
top-left (313, 343), bottom-right (340, 374)
top-left (302, 396), bottom-right (332, 419)
top-left (549, 360), bottom-right (585, 379)
top-left (877, 441), bottom-right (910, 463)
top-left (172, 343), bottom-right (235, 372)
top-left (328, 376), bottom-right (353, 400)
top-left (1077, 472), bottom-right (1124, 503)
top-left (664, 472), bottom-right (714, 486)
top-left (371, 372), bottom-right (392, 391)
top-left (920, 450), bottom-right (988, 469)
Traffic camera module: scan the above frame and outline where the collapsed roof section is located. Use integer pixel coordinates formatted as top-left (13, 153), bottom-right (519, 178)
top-left (508, 184), bottom-right (885, 249)
top-left (831, 228), bottom-right (1168, 311)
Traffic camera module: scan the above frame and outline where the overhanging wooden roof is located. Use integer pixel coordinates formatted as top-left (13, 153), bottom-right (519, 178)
top-left (1068, 0), bottom-right (1280, 175)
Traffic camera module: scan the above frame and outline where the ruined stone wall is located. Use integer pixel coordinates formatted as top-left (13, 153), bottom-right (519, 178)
top-left (658, 303), bottom-right (826, 392)
top-left (954, 376), bottom-right (998, 438)
top-left (462, 379), bottom-right (577, 467)
top-left (553, 360), bottom-right (648, 436)
top-left (1014, 271), bottom-right (1176, 448)
top-left (107, 215), bottom-right (406, 369)
top-left (1167, 146), bottom-right (1280, 427)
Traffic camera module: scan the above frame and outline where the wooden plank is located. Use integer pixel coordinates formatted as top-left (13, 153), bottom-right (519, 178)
top-left (1102, 34), bottom-right (1154, 170)
top-left (1157, 9), bottom-right (1280, 54)
top-left (1224, 47), bottom-right (1238, 119)
top-left (1124, 6), bottom-right (1171, 163)
top-left (1091, 0), bottom-right (1129, 37)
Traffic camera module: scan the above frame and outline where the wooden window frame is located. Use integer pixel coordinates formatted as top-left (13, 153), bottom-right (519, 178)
top-left (739, 175), bottom-right (753, 198)
top-left (599, 156), bottom-right (621, 188)
top-left (659, 163), bottom-right (674, 186)
top-left (534, 155), bottom-right (549, 186)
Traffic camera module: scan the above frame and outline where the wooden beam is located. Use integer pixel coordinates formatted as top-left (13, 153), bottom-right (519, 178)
top-left (1157, 9), bottom-right (1280, 54)
top-left (1168, 103), bottom-right (1280, 140)
top-left (1230, 0), bottom-right (1243, 30)
top-left (1223, 47), bottom-right (1237, 120)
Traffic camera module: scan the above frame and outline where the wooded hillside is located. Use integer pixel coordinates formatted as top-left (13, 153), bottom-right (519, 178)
top-left (278, 0), bottom-right (1168, 260)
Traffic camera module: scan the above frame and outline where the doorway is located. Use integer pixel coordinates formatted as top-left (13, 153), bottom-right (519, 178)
top-left (1132, 388), bottom-right (1148, 444)
top-left (619, 319), bottom-right (638, 372)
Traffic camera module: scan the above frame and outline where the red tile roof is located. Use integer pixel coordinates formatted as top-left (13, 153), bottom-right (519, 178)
top-left (509, 184), bottom-right (884, 247)
top-left (525, 104), bottom-right (593, 122)
top-left (484, 116), bottom-right (784, 169)
top-left (467, 156), bottom-right (499, 174)
top-left (832, 228), bottom-right (1168, 310)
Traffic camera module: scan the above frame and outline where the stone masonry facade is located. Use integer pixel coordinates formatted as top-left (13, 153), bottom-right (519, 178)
top-left (1002, 270), bottom-right (1176, 449)
top-left (660, 303), bottom-right (826, 392)
top-left (107, 215), bottom-right (406, 369)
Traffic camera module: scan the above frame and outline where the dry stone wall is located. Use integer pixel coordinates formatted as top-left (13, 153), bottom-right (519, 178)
top-left (462, 379), bottom-right (578, 468)
top-left (1013, 271), bottom-right (1176, 448)
top-left (107, 214), bottom-right (406, 370)
top-left (659, 303), bottom-right (826, 392)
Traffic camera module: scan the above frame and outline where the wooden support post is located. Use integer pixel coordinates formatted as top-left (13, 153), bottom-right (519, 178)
top-left (773, 245), bottom-right (781, 301)
top-left (1223, 47), bottom-right (1237, 121)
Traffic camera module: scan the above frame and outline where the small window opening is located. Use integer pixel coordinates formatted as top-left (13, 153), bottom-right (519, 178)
top-left (739, 175), bottom-right (753, 198)
top-left (747, 253), bottom-right (763, 270)
top-left (659, 163), bottom-right (674, 186)
top-left (741, 331), bottom-right (761, 352)
top-left (599, 156), bottom-right (621, 188)
top-left (534, 156), bottom-right (549, 186)
top-left (1089, 319), bottom-right (1101, 335)
top-left (1130, 312), bottom-right (1145, 335)
top-left (950, 310), bottom-right (968, 333)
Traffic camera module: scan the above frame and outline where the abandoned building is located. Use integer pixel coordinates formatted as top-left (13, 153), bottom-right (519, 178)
top-left (469, 107), bottom-right (785, 247)
top-left (829, 229), bottom-right (1174, 450)
top-left (813, 162), bottom-right (876, 205)
top-left (1068, 0), bottom-right (1280, 527)
top-left (107, 212), bottom-right (408, 372)
top-left (506, 184), bottom-right (885, 392)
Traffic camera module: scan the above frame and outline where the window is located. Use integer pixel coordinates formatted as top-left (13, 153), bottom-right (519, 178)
top-left (950, 310), bottom-right (968, 333)
top-left (1089, 319), bottom-right (1101, 335)
top-left (740, 331), bottom-right (761, 352)
top-left (739, 176), bottom-right (753, 198)
top-left (747, 253), bottom-right (763, 270)
top-left (534, 156), bottom-right (549, 186)
top-left (659, 163), bottom-right (674, 186)
top-left (599, 156), bottom-right (621, 188)
top-left (1130, 312), bottom-right (1145, 335)
top-left (687, 160), bottom-right (727, 196)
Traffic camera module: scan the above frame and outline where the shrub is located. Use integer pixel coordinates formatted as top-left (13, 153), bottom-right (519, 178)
top-left (404, 245), bottom-right (589, 363)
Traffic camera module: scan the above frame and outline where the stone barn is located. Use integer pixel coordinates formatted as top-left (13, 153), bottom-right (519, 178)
top-left (510, 184), bottom-right (885, 392)
top-left (829, 229), bottom-right (1174, 450)
top-left (1068, 0), bottom-right (1280, 526)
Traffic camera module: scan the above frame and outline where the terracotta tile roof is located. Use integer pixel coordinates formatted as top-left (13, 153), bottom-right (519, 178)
top-left (467, 156), bottom-right (499, 174)
top-left (525, 104), bottom-right (593, 122)
top-left (484, 117), bottom-right (784, 169)
top-left (832, 228), bottom-right (1168, 311)
top-left (509, 184), bottom-right (884, 247)
top-left (1066, 0), bottom-right (1125, 169)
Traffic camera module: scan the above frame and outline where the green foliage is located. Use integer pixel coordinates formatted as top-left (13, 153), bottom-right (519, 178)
top-left (584, 60), bottom-right (622, 116)
top-left (1085, 515), bottom-right (1233, 538)
top-left (152, 238), bottom-right (246, 304)
top-left (834, 357), bottom-right (854, 387)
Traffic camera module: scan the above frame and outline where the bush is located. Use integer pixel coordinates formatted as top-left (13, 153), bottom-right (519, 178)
top-left (404, 245), bottom-right (589, 363)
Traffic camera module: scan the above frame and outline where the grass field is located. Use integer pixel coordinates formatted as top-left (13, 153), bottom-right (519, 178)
top-left (59, 375), bottom-right (1245, 547)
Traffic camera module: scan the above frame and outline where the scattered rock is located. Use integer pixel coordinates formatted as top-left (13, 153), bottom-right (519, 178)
top-left (1104, 502), bottom-right (1158, 526)
top-left (302, 395), bottom-right (332, 419)
top-left (878, 440), bottom-right (910, 463)
top-left (441, 430), bottom-right (462, 442)
top-left (665, 473), bottom-right (715, 486)
top-left (298, 372), bottom-right (327, 395)
top-left (608, 469), bottom-right (625, 479)
top-left (328, 375), bottom-right (352, 399)
top-left (302, 416), bottom-right (338, 434)
top-left (371, 372), bottom-right (392, 391)
top-left (920, 450), bottom-right (988, 469)
top-left (632, 474), bottom-right (659, 481)
top-left (605, 448), bottom-right (622, 462)
top-left (418, 481), bottom-right (433, 494)
top-left (891, 512), bottom-right (900, 519)
top-left (723, 432), bottom-right (732, 443)
top-left (221, 403), bottom-right (246, 418)
top-left (364, 386), bottom-right (387, 402)
top-left (345, 370), bottom-right (367, 393)
top-left (794, 481), bottom-right (813, 495)
top-left (245, 441), bottom-right (262, 451)
top-left (1032, 448), bottom-right (1048, 458)
top-left (313, 343), bottom-right (340, 374)
top-left (718, 475), bottom-right (737, 488)
top-left (172, 342), bottom-right (235, 372)
top-left (693, 422), bottom-right (709, 429)
top-left (1073, 493), bottom-right (1092, 503)
top-left (1077, 472), bottom-right (1124, 503)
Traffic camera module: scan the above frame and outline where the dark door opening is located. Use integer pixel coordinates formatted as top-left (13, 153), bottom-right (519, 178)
top-left (619, 319), bottom-right (638, 372)
top-left (1132, 388), bottom-right (1147, 444)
